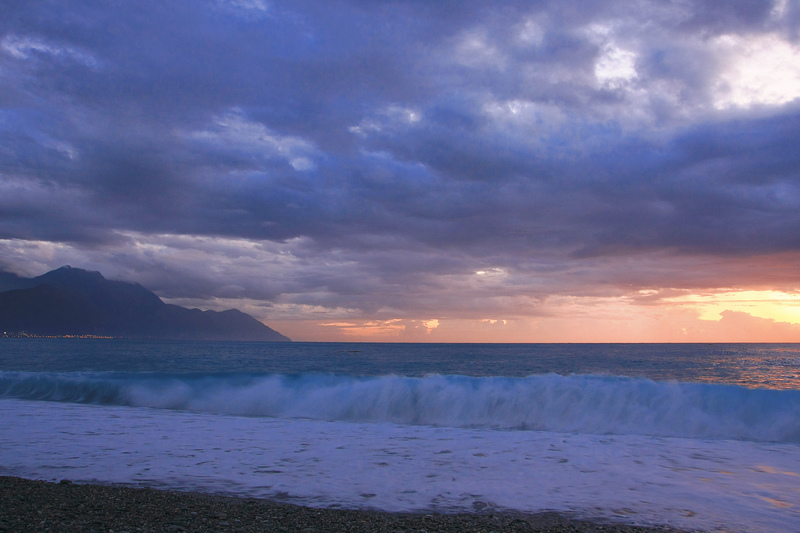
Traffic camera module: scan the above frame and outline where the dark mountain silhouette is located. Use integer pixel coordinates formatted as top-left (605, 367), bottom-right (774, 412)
top-left (0, 266), bottom-right (290, 341)
top-left (0, 271), bottom-right (26, 291)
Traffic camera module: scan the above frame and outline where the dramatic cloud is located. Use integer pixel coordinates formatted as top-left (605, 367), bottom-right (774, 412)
top-left (2, 0), bottom-right (800, 341)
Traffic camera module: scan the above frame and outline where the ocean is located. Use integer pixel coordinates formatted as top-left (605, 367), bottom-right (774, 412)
top-left (1, 340), bottom-right (799, 531)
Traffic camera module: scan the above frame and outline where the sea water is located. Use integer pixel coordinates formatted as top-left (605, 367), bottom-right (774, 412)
top-left (1, 341), bottom-right (799, 532)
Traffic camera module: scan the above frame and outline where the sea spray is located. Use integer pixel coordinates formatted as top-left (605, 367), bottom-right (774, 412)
top-left (2, 371), bottom-right (799, 442)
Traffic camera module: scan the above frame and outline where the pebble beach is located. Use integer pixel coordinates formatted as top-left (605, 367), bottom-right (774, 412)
top-left (0, 476), bottom-right (693, 533)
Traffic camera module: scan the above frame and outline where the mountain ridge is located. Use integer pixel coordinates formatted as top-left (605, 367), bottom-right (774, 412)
top-left (0, 266), bottom-right (290, 341)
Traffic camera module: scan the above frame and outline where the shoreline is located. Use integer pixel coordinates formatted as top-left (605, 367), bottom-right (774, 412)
top-left (0, 475), bottom-right (693, 533)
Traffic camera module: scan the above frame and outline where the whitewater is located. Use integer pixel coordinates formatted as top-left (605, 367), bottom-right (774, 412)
top-left (1, 341), bottom-right (799, 532)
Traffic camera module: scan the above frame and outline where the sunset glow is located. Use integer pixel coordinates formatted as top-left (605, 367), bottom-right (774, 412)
top-left (665, 290), bottom-right (800, 325)
top-left (2, 0), bottom-right (800, 342)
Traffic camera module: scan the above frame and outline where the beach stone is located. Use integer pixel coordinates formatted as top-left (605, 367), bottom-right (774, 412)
top-left (0, 476), bottom-right (692, 533)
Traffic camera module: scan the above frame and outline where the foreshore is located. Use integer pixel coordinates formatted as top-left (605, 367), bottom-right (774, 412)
top-left (0, 475), bottom-right (694, 533)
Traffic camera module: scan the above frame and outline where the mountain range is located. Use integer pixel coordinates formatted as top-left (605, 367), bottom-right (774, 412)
top-left (0, 266), bottom-right (290, 341)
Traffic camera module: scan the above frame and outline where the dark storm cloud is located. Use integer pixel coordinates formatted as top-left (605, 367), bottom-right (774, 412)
top-left (676, 0), bottom-right (776, 33)
top-left (2, 0), bottom-right (799, 316)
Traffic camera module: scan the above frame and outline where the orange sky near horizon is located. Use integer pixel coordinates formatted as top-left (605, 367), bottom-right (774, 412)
top-left (265, 289), bottom-right (800, 343)
top-left (4, 1), bottom-right (800, 345)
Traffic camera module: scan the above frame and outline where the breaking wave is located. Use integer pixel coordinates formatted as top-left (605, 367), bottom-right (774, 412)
top-left (2, 371), bottom-right (799, 443)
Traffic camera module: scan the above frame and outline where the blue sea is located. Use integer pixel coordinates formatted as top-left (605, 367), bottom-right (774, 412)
top-left (1, 340), bottom-right (799, 531)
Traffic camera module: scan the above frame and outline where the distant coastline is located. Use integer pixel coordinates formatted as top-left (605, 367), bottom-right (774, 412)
top-left (1, 332), bottom-right (114, 339)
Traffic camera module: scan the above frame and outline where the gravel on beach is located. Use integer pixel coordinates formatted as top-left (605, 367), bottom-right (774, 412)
top-left (0, 476), bottom-right (696, 533)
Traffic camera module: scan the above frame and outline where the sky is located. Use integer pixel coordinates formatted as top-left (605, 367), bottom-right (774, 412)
top-left (2, 0), bottom-right (800, 342)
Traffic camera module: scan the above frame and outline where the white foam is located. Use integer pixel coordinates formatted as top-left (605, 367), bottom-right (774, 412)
top-left (4, 372), bottom-right (799, 443)
top-left (1, 398), bottom-right (798, 532)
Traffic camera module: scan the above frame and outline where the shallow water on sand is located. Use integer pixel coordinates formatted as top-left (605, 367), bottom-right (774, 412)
top-left (1, 398), bottom-right (798, 532)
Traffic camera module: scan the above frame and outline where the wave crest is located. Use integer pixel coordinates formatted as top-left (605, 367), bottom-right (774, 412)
top-left (2, 372), bottom-right (799, 442)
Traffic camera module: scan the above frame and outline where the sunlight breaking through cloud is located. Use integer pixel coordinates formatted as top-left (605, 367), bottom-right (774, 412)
top-left (713, 33), bottom-right (800, 109)
top-left (2, 0), bottom-right (800, 341)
